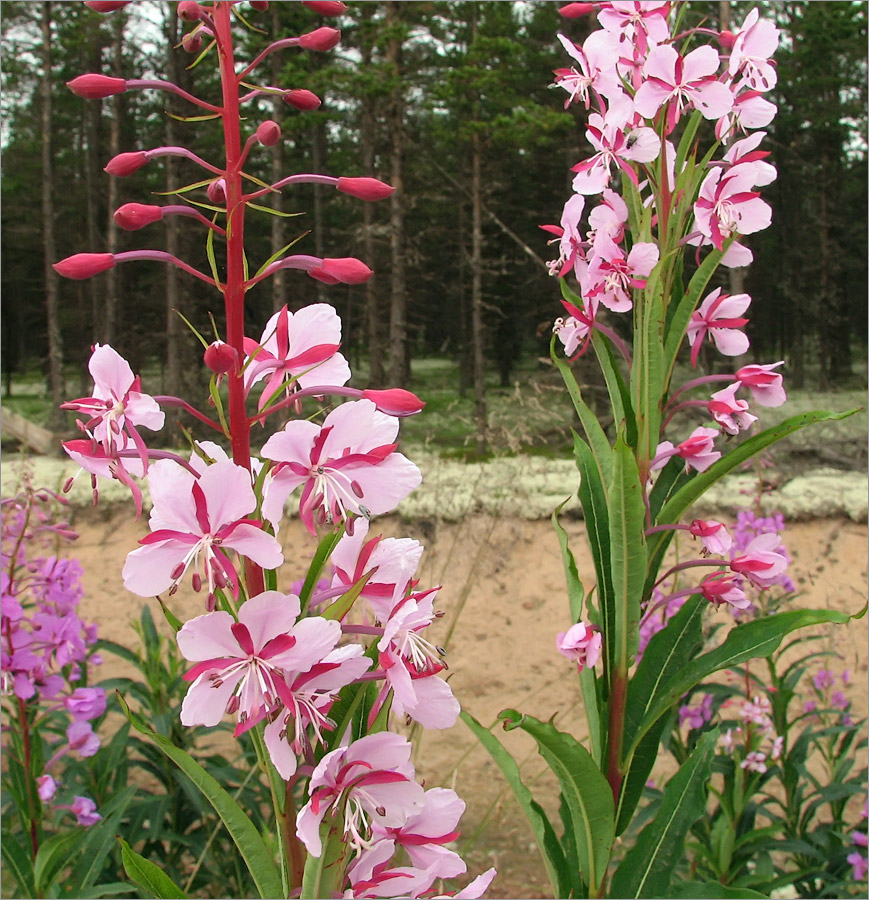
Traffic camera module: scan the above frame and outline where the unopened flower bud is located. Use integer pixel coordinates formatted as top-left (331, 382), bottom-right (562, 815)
top-left (67, 74), bottom-right (127, 99)
top-left (717, 29), bottom-right (736, 49)
top-left (249, 0), bottom-right (269, 9)
top-left (207, 178), bottom-right (227, 204)
top-left (283, 88), bottom-right (321, 111)
top-left (256, 120), bottom-right (281, 147)
top-left (336, 176), bottom-right (395, 202)
top-left (85, 1), bottom-right (133, 11)
top-left (298, 26), bottom-right (341, 51)
top-left (181, 31), bottom-right (203, 53)
top-left (37, 775), bottom-right (58, 802)
top-left (558, 2), bottom-right (595, 16)
top-left (53, 253), bottom-right (116, 280)
top-left (204, 340), bottom-right (238, 375)
top-left (309, 257), bottom-right (373, 285)
top-left (177, 1), bottom-right (203, 22)
top-left (104, 151), bottom-right (148, 176)
top-left (361, 388), bottom-right (425, 416)
top-left (302, 0), bottom-right (347, 14)
top-left (114, 203), bottom-right (163, 230)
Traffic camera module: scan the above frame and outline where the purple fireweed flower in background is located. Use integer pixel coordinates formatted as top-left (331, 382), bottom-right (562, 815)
top-left (679, 693), bottom-right (714, 730)
top-left (68, 795), bottom-right (102, 826)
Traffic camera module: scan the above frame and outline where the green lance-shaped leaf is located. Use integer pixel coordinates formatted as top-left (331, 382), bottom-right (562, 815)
top-left (609, 730), bottom-right (718, 899)
top-left (298, 528), bottom-right (343, 615)
top-left (500, 710), bottom-right (614, 896)
top-left (627, 608), bottom-right (850, 758)
top-left (608, 431), bottom-right (646, 669)
top-left (631, 269), bottom-right (666, 470)
top-left (34, 826), bottom-right (86, 895)
top-left (616, 595), bottom-right (705, 833)
top-left (322, 571), bottom-right (373, 622)
top-left (591, 330), bottom-right (636, 446)
top-left (645, 409), bottom-right (860, 595)
top-left (1, 836), bottom-right (35, 897)
top-left (574, 433), bottom-right (614, 681)
top-left (670, 882), bottom-right (769, 899)
top-left (119, 839), bottom-right (188, 899)
top-left (552, 500), bottom-right (585, 622)
top-left (461, 710), bottom-right (575, 900)
top-left (118, 694), bottom-right (283, 900)
top-left (300, 817), bottom-right (350, 900)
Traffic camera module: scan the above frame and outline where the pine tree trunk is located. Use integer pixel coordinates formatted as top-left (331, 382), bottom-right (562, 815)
top-left (41, 1), bottom-right (65, 430)
top-left (470, 126), bottom-right (486, 455)
top-left (164, 2), bottom-right (182, 397)
top-left (269, 5), bottom-right (287, 314)
top-left (386, 1), bottom-right (408, 386)
top-left (104, 9), bottom-right (124, 345)
top-left (311, 118), bottom-right (328, 306)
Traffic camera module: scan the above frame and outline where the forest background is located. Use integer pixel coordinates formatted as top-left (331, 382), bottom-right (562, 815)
top-left (1, 0), bottom-right (866, 455)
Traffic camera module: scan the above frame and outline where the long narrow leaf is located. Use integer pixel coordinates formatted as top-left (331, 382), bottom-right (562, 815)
top-left (119, 839), bottom-right (188, 899)
top-left (552, 500), bottom-right (584, 622)
top-left (610, 731), bottom-right (718, 898)
top-left (461, 710), bottom-right (574, 899)
top-left (118, 696), bottom-right (283, 900)
top-left (501, 710), bottom-right (614, 895)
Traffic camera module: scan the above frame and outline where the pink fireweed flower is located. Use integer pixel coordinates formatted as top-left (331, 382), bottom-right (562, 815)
top-left (429, 868), bottom-right (498, 899)
top-left (68, 795), bottom-right (102, 826)
top-left (584, 234), bottom-right (659, 313)
top-left (679, 693), bottom-right (713, 729)
top-left (554, 31), bottom-right (623, 109)
top-left (542, 193), bottom-right (586, 278)
top-left (715, 90), bottom-right (778, 142)
top-left (708, 383), bottom-right (757, 435)
top-left (735, 361), bottom-right (786, 407)
top-left (122, 459), bottom-right (284, 599)
top-left (689, 519), bottom-right (732, 556)
top-left (633, 44), bottom-right (733, 133)
top-left (296, 732), bottom-right (425, 857)
top-left (588, 188), bottom-right (629, 243)
top-left (694, 166), bottom-right (772, 251)
top-left (65, 686), bottom-right (107, 721)
top-left (848, 850), bottom-right (868, 881)
top-left (554, 305), bottom-right (597, 359)
top-left (571, 100), bottom-right (661, 194)
top-left (556, 621), bottom-right (602, 672)
top-left (264, 645), bottom-right (372, 780)
top-left (177, 590), bottom-right (340, 737)
top-left (243, 304), bottom-right (350, 410)
top-left (378, 588), bottom-right (459, 730)
top-left (597, 1), bottom-right (671, 57)
top-left (728, 9), bottom-right (779, 92)
top-left (37, 774), bottom-right (58, 802)
top-left (740, 751), bottom-right (767, 774)
top-left (741, 694), bottom-right (772, 727)
top-left (261, 399), bottom-right (422, 535)
top-left (721, 133), bottom-right (777, 187)
top-left (651, 426), bottom-right (721, 474)
top-left (61, 343), bottom-right (164, 462)
top-left (687, 288), bottom-right (751, 366)
top-left (730, 533), bottom-right (789, 589)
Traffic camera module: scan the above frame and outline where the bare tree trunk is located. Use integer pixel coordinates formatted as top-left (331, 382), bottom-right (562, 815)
top-left (470, 126), bottom-right (486, 455)
top-left (42, 2), bottom-right (65, 430)
top-left (361, 5), bottom-right (384, 385)
top-left (386, 0), bottom-right (408, 386)
top-left (269, 5), bottom-right (287, 314)
top-left (104, 9), bottom-right (124, 345)
top-left (311, 119), bottom-right (328, 306)
top-left (164, 3), bottom-right (182, 397)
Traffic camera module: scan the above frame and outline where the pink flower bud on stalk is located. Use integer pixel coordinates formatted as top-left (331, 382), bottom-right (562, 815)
top-left (255, 120), bottom-right (281, 146)
top-left (85, 1), bottom-right (133, 11)
top-left (717, 30), bottom-right (737, 49)
top-left (337, 176), bottom-right (395, 201)
top-left (53, 253), bottom-right (115, 279)
top-left (250, 1), bottom-right (269, 10)
top-left (298, 26), bottom-right (341, 51)
top-left (283, 88), bottom-right (321, 110)
top-left (302, 0), bottom-right (347, 14)
top-left (181, 31), bottom-right (203, 53)
top-left (207, 179), bottom-right (227, 204)
top-left (204, 340), bottom-right (238, 375)
top-left (104, 151), bottom-right (148, 176)
top-left (361, 389), bottom-right (425, 417)
top-left (67, 74), bottom-right (127, 99)
top-left (177, 1), bottom-right (204, 22)
top-left (113, 203), bottom-right (163, 230)
top-left (309, 257), bottom-right (373, 284)
top-left (558, 2), bottom-right (596, 17)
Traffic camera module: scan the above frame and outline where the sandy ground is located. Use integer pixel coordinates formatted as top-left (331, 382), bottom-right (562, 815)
top-left (42, 498), bottom-right (866, 899)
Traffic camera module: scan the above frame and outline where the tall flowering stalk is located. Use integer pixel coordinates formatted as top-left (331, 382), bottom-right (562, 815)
top-left (54, 3), bottom-right (493, 897)
top-left (466, 4), bottom-right (857, 898)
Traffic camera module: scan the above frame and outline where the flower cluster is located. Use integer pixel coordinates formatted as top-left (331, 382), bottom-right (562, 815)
top-left (1, 480), bottom-right (105, 826)
top-left (54, 2), bottom-right (487, 894)
top-left (546, 3), bottom-right (787, 658)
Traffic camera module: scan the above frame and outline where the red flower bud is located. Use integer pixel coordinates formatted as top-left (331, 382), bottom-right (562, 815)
top-left (181, 31), bottom-right (203, 53)
top-left (302, 1), bottom-right (348, 14)
top-left (204, 340), bottom-right (238, 375)
top-left (104, 151), bottom-right (149, 176)
top-left (283, 89), bottom-right (321, 111)
top-left (298, 26), bottom-right (341, 51)
top-left (717, 29), bottom-right (736, 49)
top-left (249, 0), bottom-right (269, 9)
top-left (53, 253), bottom-right (115, 280)
top-left (177, 1), bottom-right (203, 21)
top-left (361, 388), bottom-right (425, 417)
top-left (256, 120), bottom-right (281, 147)
top-left (114, 203), bottom-right (163, 231)
top-left (336, 176), bottom-right (395, 202)
top-left (85, 1), bottom-right (133, 11)
top-left (310, 257), bottom-right (373, 285)
top-left (207, 179), bottom-right (227, 204)
top-left (67, 74), bottom-right (127, 99)
top-left (558, 2), bottom-right (595, 17)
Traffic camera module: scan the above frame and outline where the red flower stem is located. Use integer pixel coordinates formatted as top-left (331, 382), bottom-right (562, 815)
top-left (214, 1), bottom-right (265, 616)
top-left (152, 396), bottom-right (225, 432)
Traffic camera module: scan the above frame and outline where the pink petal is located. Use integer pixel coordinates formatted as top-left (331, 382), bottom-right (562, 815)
top-left (261, 467), bottom-right (308, 528)
top-left (320, 400), bottom-right (399, 458)
top-left (344, 454), bottom-right (422, 516)
top-left (122, 541), bottom-right (189, 596)
top-left (237, 591), bottom-right (301, 649)
top-left (268, 617), bottom-right (340, 673)
top-left (222, 523), bottom-right (284, 570)
top-left (681, 44), bottom-right (721, 83)
top-left (88, 344), bottom-right (134, 399)
top-left (177, 610), bottom-right (240, 660)
top-left (264, 716), bottom-right (299, 781)
top-left (261, 419), bottom-right (320, 465)
top-left (200, 461), bottom-right (257, 529)
top-left (125, 392), bottom-right (165, 431)
top-left (147, 461), bottom-right (199, 534)
top-left (181, 670), bottom-right (244, 727)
